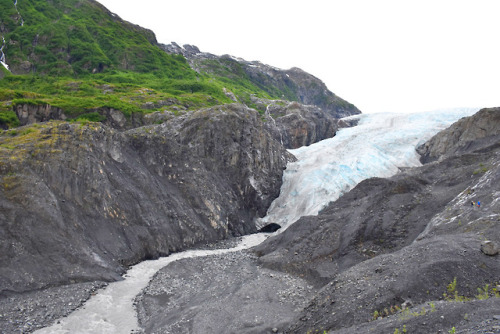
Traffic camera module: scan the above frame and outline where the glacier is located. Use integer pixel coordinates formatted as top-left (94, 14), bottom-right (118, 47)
top-left (256, 108), bottom-right (480, 231)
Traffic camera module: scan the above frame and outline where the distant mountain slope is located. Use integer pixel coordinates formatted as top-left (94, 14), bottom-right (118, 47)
top-left (163, 43), bottom-right (361, 118)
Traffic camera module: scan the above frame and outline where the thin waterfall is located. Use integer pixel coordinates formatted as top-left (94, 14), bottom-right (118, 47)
top-left (14, 0), bottom-right (24, 26)
top-left (0, 36), bottom-right (10, 71)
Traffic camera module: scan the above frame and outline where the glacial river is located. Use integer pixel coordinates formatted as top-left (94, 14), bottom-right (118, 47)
top-left (35, 108), bottom-right (478, 333)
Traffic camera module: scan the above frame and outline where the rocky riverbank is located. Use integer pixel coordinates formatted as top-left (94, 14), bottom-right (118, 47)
top-left (135, 244), bottom-right (316, 334)
top-left (0, 281), bottom-right (106, 333)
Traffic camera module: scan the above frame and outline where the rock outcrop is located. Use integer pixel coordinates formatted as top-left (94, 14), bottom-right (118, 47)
top-left (12, 98), bottom-right (358, 150)
top-left (0, 103), bottom-right (293, 295)
top-left (417, 107), bottom-right (500, 163)
top-left (264, 101), bottom-right (339, 149)
top-left (253, 107), bottom-right (500, 333)
top-left (14, 104), bottom-right (148, 130)
top-left (14, 104), bottom-right (67, 125)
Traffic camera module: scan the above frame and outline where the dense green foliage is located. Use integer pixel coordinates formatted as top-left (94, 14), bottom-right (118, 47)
top-left (0, 0), bottom-right (295, 128)
top-left (0, 0), bottom-right (194, 77)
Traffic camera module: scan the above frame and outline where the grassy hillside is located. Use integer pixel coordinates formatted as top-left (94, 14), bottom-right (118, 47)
top-left (0, 0), bottom-right (285, 128)
top-left (0, 0), bottom-right (192, 76)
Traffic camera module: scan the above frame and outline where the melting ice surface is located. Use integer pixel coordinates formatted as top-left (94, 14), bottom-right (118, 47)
top-left (257, 108), bottom-right (480, 230)
top-left (34, 108), bottom-right (478, 333)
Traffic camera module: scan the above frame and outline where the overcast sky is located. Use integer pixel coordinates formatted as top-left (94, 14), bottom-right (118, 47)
top-left (96, 0), bottom-right (500, 114)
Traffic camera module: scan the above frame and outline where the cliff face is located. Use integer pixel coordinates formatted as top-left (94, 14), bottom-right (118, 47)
top-left (13, 99), bottom-right (356, 150)
top-left (264, 101), bottom-right (339, 149)
top-left (254, 108), bottom-right (500, 333)
top-left (14, 103), bottom-right (149, 130)
top-left (14, 104), bottom-right (67, 125)
top-left (0, 103), bottom-right (293, 294)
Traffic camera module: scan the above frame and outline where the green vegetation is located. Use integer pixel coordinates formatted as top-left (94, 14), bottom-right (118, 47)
top-left (443, 277), bottom-right (469, 302)
top-left (473, 163), bottom-right (489, 175)
top-left (0, 110), bottom-right (20, 128)
top-left (1, 0), bottom-right (193, 77)
top-left (475, 283), bottom-right (499, 299)
top-left (0, 0), bottom-right (302, 129)
top-left (393, 325), bottom-right (407, 334)
top-left (194, 57), bottom-right (298, 106)
top-left (0, 72), bottom-right (242, 126)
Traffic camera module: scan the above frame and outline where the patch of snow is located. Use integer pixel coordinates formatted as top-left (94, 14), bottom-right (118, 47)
top-left (249, 175), bottom-right (263, 198)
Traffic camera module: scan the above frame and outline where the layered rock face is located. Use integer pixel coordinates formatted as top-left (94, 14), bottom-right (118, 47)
top-left (0, 103), bottom-right (293, 294)
top-left (254, 108), bottom-right (500, 333)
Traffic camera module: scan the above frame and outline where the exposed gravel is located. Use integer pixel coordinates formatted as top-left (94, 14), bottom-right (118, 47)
top-left (135, 248), bottom-right (316, 334)
top-left (0, 281), bottom-right (106, 333)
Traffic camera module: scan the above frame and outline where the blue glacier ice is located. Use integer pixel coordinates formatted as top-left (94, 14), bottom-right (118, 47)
top-left (257, 108), bottom-right (480, 231)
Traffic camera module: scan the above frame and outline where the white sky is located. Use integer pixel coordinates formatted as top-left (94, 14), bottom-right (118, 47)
top-left (96, 0), bottom-right (500, 114)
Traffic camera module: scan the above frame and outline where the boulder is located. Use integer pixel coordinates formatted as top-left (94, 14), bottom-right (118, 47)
top-left (481, 240), bottom-right (499, 256)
